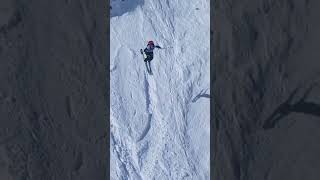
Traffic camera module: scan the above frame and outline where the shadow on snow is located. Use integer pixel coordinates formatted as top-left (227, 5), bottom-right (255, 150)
top-left (110, 0), bottom-right (144, 17)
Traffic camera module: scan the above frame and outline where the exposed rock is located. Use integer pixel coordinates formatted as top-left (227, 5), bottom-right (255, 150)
top-left (212, 0), bottom-right (320, 179)
top-left (0, 1), bottom-right (107, 179)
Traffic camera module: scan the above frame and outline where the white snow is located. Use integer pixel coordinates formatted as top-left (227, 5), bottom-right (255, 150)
top-left (110, 0), bottom-right (210, 179)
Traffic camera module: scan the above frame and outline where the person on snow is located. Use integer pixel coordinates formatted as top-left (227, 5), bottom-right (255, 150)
top-left (141, 40), bottom-right (162, 62)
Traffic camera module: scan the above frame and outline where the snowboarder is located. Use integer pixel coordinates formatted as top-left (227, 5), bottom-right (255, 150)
top-left (140, 41), bottom-right (162, 74)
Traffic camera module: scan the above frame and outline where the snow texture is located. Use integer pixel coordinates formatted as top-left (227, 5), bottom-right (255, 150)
top-left (110, 0), bottom-right (210, 179)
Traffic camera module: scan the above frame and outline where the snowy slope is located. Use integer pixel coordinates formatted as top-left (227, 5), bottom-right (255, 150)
top-left (110, 0), bottom-right (210, 179)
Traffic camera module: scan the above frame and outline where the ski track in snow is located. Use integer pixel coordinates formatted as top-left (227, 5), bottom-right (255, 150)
top-left (111, 0), bottom-right (210, 179)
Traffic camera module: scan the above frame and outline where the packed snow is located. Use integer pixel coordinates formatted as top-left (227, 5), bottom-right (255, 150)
top-left (110, 0), bottom-right (210, 179)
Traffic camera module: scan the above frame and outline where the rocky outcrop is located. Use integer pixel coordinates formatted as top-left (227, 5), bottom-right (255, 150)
top-left (0, 1), bottom-right (107, 179)
top-left (212, 0), bottom-right (320, 179)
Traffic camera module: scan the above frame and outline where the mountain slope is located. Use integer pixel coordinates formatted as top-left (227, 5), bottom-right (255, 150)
top-left (110, 0), bottom-right (210, 179)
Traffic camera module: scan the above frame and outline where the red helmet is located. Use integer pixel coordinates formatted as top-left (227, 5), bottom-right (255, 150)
top-left (148, 40), bottom-right (154, 45)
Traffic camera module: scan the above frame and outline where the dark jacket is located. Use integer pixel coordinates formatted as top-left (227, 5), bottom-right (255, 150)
top-left (143, 44), bottom-right (161, 62)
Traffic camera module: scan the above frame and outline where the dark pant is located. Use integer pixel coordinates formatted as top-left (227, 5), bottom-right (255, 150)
top-left (144, 52), bottom-right (153, 62)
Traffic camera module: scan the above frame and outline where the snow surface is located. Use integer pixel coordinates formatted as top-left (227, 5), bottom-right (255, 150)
top-left (110, 0), bottom-right (210, 179)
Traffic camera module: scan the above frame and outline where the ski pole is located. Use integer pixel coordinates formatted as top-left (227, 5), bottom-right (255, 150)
top-left (159, 46), bottom-right (173, 49)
